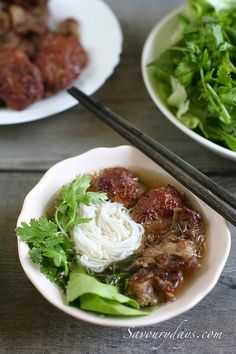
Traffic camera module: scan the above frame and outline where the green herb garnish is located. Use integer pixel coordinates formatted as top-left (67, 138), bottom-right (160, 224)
top-left (16, 175), bottom-right (107, 288)
top-left (150, 0), bottom-right (236, 151)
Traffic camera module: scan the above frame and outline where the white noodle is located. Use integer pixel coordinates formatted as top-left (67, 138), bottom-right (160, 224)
top-left (71, 201), bottom-right (144, 272)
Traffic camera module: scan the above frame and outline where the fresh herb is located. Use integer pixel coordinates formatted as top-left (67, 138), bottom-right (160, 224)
top-left (16, 217), bottom-right (74, 288)
top-left (55, 175), bottom-right (107, 236)
top-left (150, 0), bottom-right (236, 151)
top-left (16, 175), bottom-right (107, 289)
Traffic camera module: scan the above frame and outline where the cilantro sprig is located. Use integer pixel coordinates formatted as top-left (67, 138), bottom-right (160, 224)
top-left (55, 175), bottom-right (107, 236)
top-left (16, 175), bottom-right (107, 288)
top-left (150, 0), bottom-right (236, 151)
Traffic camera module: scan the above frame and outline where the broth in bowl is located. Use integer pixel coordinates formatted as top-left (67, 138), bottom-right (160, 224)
top-left (17, 166), bottom-right (207, 316)
top-left (16, 146), bottom-right (230, 327)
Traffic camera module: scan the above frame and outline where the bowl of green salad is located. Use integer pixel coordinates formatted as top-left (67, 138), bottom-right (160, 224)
top-left (16, 146), bottom-right (230, 327)
top-left (142, 0), bottom-right (236, 160)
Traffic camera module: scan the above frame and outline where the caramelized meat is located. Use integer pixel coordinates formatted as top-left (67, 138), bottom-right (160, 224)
top-left (132, 186), bottom-right (184, 222)
top-left (0, 48), bottom-right (44, 109)
top-left (140, 217), bottom-right (173, 247)
top-left (58, 18), bottom-right (79, 38)
top-left (9, 4), bottom-right (49, 34)
top-left (0, 1), bottom-right (88, 110)
top-left (127, 206), bottom-right (205, 305)
top-left (17, 35), bottom-right (37, 58)
top-left (172, 207), bottom-right (205, 246)
top-left (89, 167), bottom-right (147, 208)
top-left (0, 32), bottom-right (38, 57)
top-left (128, 270), bottom-right (160, 306)
top-left (0, 31), bottom-right (20, 50)
top-left (131, 185), bottom-right (184, 249)
top-left (131, 240), bottom-right (198, 272)
top-left (126, 179), bottom-right (205, 307)
top-left (0, 10), bottom-right (10, 34)
top-left (35, 33), bottom-right (88, 93)
top-left (128, 268), bottom-right (184, 306)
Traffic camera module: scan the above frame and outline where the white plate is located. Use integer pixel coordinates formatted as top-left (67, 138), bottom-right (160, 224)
top-left (17, 146), bottom-right (231, 327)
top-left (141, 6), bottom-right (236, 161)
top-left (0, 0), bottom-right (122, 125)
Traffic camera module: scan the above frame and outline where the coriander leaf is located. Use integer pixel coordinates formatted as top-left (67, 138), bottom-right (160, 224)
top-left (200, 49), bottom-right (211, 71)
top-left (83, 191), bottom-right (107, 205)
top-left (189, 0), bottom-right (213, 17)
top-left (210, 24), bottom-right (224, 48)
top-left (219, 89), bottom-right (236, 106)
top-left (175, 62), bottom-right (194, 85)
top-left (16, 217), bottom-right (75, 286)
top-left (149, 49), bottom-right (183, 84)
top-left (16, 218), bottom-right (58, 247)
top-left (41, 264), bottom-right (62, 283)
top-left (223, 133), bottom-right (236, 151)
top-left (29, 247), bottom-right (43, 264)
top-left (217, 52), bottom-right (236, 86)
top-left (55, 175), bottom-right (107, 235)
top-left (43, 246), bottom-right (68, 268)
top-left (16, 175), bottom-right (108, 290)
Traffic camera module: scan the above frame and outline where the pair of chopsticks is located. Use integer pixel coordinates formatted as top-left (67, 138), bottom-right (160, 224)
top-left (68, 87), bottom-right (236, 227)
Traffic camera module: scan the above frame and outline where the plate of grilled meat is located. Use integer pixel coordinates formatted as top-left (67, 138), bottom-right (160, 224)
top-left (0, 0), bottom-right (123, 124)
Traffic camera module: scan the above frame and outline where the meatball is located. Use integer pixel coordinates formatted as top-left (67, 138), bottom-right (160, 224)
top-left (35, 33), bottom-right (88, 93)
top-left (0, 48), bottom-right (44, 110)
top-left (89, 167), bottom-right (146, 208)
top-left (132, 186), bottom-right (184, 223)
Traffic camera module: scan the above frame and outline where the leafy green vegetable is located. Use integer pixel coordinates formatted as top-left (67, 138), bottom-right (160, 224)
top-left (167, 76), bottom-right (189, 118)
top-left (150, 0), bottom-right (236, 151)
top-left (79, 294), bottom-right (149, 316)
top-left (204, 0), bottom-right (236, 12)
top-left (55, 175), bottom-right (107, 236)
top-left (16, 175), bottom-right (107, 288)
top-left (66, 266), bottom-right (138, 307)
top-left (16, 217), bottom-right (74, 287)
top-left (67, 266), bottom-right (149, 316)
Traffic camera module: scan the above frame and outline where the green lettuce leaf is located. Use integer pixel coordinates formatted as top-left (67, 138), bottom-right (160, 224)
top-left (80, 294), bottom-right (149, 316)
top-left (67, 267), bottom-right (138, 307)
top-left (206, 0), bottom-right (236, 12)
top-left (66, 267), bottom-right (150, 316)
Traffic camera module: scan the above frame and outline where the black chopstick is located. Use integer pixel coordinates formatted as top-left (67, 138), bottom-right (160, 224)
top-left (68, 87), bottom-right (236, 226)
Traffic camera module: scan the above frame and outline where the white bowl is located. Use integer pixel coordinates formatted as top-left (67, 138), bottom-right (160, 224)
top-left (141, 6), bottom-right (236, 161)
top-left (0, 0), bottom-right (122, 125)
top-left (17, 145), bottom-right (231, 327)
